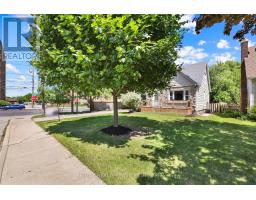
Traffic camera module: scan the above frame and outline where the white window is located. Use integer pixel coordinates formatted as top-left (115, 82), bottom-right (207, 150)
top-left (170, 90), bottom-right (189, 101)
top-left (170, 91), bottom-right (174, 100)
top-left (174, 91), bottom-right (183, 100)
top-left (185, 90), bottom-right (189, 100)
top-left (154, 93), bottom-right (159, 101)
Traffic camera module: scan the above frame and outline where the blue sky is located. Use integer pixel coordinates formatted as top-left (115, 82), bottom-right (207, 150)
top-left (0, 14), bottom-right (255, 97)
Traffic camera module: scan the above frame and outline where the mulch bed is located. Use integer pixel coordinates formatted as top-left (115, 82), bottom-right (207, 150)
top-left (101, 125), bottom-right (132, 135)
top-left (101, 125), bottom-right (152, 137)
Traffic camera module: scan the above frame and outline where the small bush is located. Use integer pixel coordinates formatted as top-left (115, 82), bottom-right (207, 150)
top-left (0, 100), bottom-right (11, 106)
top-left (121, 92), bottom-right (141, 111)
top-left (249, 105), bottom-right (256, 114)
top-left (247, 106), bottom-right (256, 121)
top-left (222, 109), bottom-right (241, 118)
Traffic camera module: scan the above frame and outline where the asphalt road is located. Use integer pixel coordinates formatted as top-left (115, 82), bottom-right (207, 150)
top-left (0, 109), bottom-right (42, 118)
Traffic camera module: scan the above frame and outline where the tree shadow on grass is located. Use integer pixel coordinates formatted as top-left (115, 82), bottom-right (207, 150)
top-left (134, 118), bottom-right (256, 185)
top-left (43, 114), bottom-right (256, 184)
top-left (44, 115), bottom-right (135, 148)
top-left (44, 114), bottom-right (160, 148)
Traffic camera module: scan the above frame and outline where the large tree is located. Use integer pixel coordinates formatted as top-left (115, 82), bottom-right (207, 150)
top-left (195, 14), bottom-right (256, 40)
top-left (31, 15), bottom-right (183, 128)
top-left (210, 61), bottom-right (240, 104)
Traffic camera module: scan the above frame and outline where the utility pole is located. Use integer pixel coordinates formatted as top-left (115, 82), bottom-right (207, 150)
top-left (39, 73), bottom-right (46, 116)
top-left (29, 66), bottom-right (35, 108)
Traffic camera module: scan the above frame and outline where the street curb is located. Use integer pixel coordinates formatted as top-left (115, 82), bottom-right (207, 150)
top-left (0, 120), bottom-right (11, 184)
top-left (0, 120), bottom-right (9, 151)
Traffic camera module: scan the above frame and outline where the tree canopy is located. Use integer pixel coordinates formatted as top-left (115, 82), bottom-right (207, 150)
top-left (30, 14), bottom-right (183, 127)
top-left (195, 14), bottom-right (256, 40)
top-left (210, 61), bottom-right (240, 104)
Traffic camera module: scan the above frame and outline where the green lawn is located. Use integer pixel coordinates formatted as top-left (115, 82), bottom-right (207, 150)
top-left (38, 112), bottom-right (256, 184)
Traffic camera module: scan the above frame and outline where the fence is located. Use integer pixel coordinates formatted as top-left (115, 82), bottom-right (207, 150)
top-left (207, 102), bottom-right (240, 113)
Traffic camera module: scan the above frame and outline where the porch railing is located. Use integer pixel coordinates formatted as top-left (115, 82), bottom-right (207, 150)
top-left (143, 100), bottom-right (191, 109)
top-left (163, 100), bottom-right (191, 108)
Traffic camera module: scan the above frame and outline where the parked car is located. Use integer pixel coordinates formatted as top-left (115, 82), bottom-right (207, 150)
top-left (0, 104), bottom-right (26, 110)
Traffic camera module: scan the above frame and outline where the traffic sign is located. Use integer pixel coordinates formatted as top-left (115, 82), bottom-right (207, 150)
top-left (31, 96), bottom-right (38, 101)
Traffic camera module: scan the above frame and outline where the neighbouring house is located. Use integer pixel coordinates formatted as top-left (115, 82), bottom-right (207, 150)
top-left (241, 39), bottom-right (256, 112)
top-left (141, 62), bottom-right (210, 115)
top-left (92, 97), bottom-right (122, 111)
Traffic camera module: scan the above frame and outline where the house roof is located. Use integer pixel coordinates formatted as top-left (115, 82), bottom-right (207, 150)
top-left (244, 46), bottom-right (256, 79)
top-left (181, 62), bottom-right (208, 86)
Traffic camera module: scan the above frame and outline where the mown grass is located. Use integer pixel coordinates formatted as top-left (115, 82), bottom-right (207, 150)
top-left (38, 112), bottom-right (256, 184)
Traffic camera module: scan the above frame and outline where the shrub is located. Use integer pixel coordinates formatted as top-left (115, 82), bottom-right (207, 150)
top-left (121, 92), bottom-right (142, 111)
top-left (222, 109), bottom-right (241, 118)
top-left (247, 106), bottom-right (256, 121)
top-left (0, 100), bottom-right (11, 106)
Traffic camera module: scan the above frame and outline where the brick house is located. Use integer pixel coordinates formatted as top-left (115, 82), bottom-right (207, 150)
top-left (0, 40), bottom-right (6, 100)
top-left (241, 39), bottom-right (256, 112)
top-left (141, 62), bottom-right (210, 115)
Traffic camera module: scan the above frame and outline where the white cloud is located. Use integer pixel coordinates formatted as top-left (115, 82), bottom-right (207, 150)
top-left (217, 39), bottom-right (230, 49)
top-left (198, 40), bottom-right (206, 46)
top-left (6, 64), bottom-right (20, 74)
top-left (180, 14), bottom-right (196, 34)
top-left (209, 52), bottom-right (236, 65)
top-left (234, 46), bottom-right (240, 50)
top-left (176, 46), bottom-right (208, 65)
top-left (248, 39), bottom-right (255, 47)
top-left (19, 75), bottom-right (26, 81)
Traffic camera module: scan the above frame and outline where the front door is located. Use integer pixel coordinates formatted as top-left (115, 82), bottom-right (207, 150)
top-left (153, 93), bottom-right (159, 107)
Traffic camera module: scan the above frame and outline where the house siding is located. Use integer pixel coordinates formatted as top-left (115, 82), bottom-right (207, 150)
top-left (172, 73), bottom-right (195, 87)
top-left (142, 63), bottom-right (210, 114)
top-left (249, 79), bottom-right (256, 107)
top-left (195, 72), bottom-right (210, 112)
top-left (253, 79), bottom-right (256, 106)
top-left (247, 79), bottom-right (253, 107)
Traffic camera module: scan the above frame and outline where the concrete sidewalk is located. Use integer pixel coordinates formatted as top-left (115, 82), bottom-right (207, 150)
top-left (0, 117), bottom-right (104, 184)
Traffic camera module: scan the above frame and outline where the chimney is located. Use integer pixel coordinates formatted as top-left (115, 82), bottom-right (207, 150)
top-left (241, 39), bottom-right (249, 62)
top-left (240, 39), bottom-right (248, 113)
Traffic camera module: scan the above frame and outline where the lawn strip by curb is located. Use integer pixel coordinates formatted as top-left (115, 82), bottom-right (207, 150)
top-left (0, 120), bottom-right (11, 184)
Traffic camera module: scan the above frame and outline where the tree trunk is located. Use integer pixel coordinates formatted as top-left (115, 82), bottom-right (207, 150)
top-left (75, 94), bottom-right (79, 113)
top-left (57, 105), bottom-right (61, 122)
top-left (42, 101), bottom-right (46, 116)
top-left (88, 97), bottom-right (95, 112)
top-left (113, 93), bottom-right (119, 127)
top-left (76, 102), bottom-right (79, 113)
top-left (41, 83), bottom-right (46, 116)
top-left (71, 90), bottom-right (74, 113)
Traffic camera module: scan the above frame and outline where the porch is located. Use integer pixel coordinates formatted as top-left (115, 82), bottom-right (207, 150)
top-left (141, 100), bottom-right (193, 115)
